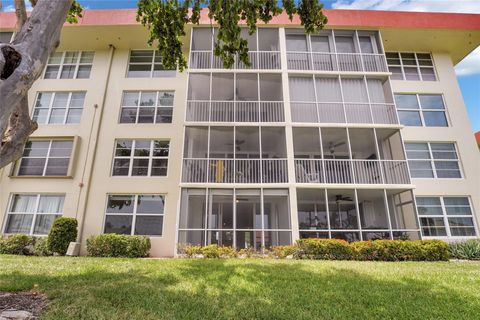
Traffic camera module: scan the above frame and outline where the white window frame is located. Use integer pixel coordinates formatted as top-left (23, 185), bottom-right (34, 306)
top-left (386, 52), bottom-right (437, 81)
top-left (112, 139), bottom-right (170, 177)
top-left (126, 50), bottom-right (176, 78)
top-left (32, 91), bottom-right (86, 125)
top-left (405, 142), bottom-right (462, 179)
top-left (119, 91), bottom-right (174, 124)
top-left (417, 196), bottom-right (478, 238)
top-left (43, 51), bottom-right (95, 79)
top-left (395, 93), bottom-right (449, 127)
top-left (16, 139), bottom-right (74, 177)
top-left (2, 193), bottom-right (64, 236)
top-left (103, 194), bottom-right (166, 237)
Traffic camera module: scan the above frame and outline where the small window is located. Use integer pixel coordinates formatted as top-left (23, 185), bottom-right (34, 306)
top-left (127, 50), bottom-right (176, 78)
top-left (405, 142), bottom-right (461, 179)
top-left (104, 194), bottom-right (165, 236)
top-left (417, 196), bottom-right (477, 237)
top-left (32, 92), bottom-right (86, 125)
top-left (119, 91), bottom-right (174, 124)
top-left (4, 194), bottom-right (64, 235)
top-left (395, 94), bottom-right (447, 127)
top-left (386, 52), bottom-right (436, 81)
top-left (44, 51), bottom-right (94, 79)
top-left (112, 140), bottom-right (169, 177)
top-left (16, 140), bottom-right (74, 176)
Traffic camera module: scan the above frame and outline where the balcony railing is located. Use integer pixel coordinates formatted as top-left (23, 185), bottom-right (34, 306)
top-left (186, 101), bottom-right (285, 122)
top-left (190, 51), bottom-right (281, 69)
top-left (182, 159), bottom-right (288, 183)
top-left (286, 52), bottom-right (388, 72)
top-left (295, 159), bottom-right (410, 184)
top-left (290, 102), bottom-right (398, 125)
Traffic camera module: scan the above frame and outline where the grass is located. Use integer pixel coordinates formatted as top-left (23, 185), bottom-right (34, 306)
top-left (0, 256), bottom-right (480, 320)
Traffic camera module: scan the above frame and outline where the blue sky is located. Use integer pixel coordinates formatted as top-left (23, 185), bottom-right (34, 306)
top-left (1, 0), bottom-right (479, 131)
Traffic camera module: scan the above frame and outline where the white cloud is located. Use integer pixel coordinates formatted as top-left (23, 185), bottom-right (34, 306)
top-left (332, 0), bottom-right (480, 13)
top-left (2, 1), bottom-right (33, 12)
top-left (455, 46), bottom-right (480, 76)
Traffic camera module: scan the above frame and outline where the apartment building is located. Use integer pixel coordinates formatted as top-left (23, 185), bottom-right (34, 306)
top-left (0, 9), bottom-right (479, 257)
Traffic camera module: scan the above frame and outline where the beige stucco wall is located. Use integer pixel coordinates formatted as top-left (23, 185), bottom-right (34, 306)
top-left (390, 52), bottom-right (480, 238)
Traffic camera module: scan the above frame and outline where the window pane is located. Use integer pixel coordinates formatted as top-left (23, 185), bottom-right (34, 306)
top-left (48, 52), bottom-right (63, 64)
top-left (156, 108), bottom-right (173, 123)
top-left (138, 107), bottom-right (155, 123)
top-left (444, 197), bottom-right (470, 206)
top-left (389, 67), bottom-right (403, 80)
top-left (395, 94), bottom-right (419, 109)
top-left (423, 111), bottom-right (447, 127)
top-left (34, 214), bottom-right (60, 235)
top-left (35, 93), bottom-right (53, 109)
top-left (18, 158), bottom-right (46, 176)
top-left (404, 67), bottom-right (420, 80)
top-left (129, 50), bottom-right (154, 63)
top-left (259, 74), bottom-right (283, 101)
top-left (419, 95), bottom-right (444, 109)
top-left (236, 74), bottom-right (258, 101)
top-left (421, 68), bottom-right (436, 81)
top-left (11, 195), bottom-right (37, 213)
top-left (212, 74), bottom-right (234, 100)
top-left (104, 215), bottom-right (132, 234)
top-left (38, 195), bottom-right (64, 213)
top-left (5, 214), bottom-right (33, 234)
top-left (66, 108), bottom-right (83, 124)
top-left (335, 36), bottom-right (355, 53)
top-left (192, 28), bottom-right (212, 50)
top-left (70, 92), bottom-right (86, 107)
top-left (258, 29), bottom-right (279, 51)
top-left (289, 77), bottom-right (315, 101)
top-left (45, 158), bottom-right (70, 175)
top-left (76, 65), bottom-right (91, 79)
top-left (127, 64), bottom-right (151, 77)
top-left (408, 161), bottom-right (434, 178)
top-left (140, 92), bottom-right (156, 106)
top-left (136, 195), bottom-right (164, 214)
top-left (135, 216), bottom-right (163, 236)
top-left (49, 141), bottom-right (73, 157)
top-left (311, 35), bottom-right (330, 52)
top-left (33, 109), bottom-right (49, 124)
top-left (420, 217), bottom-right (447, 236)
top-left (106, 195), bottom-right (135, 213)
top-left (80, 51), bottom-right (95, 63)
top-left (435, 161), bottom-right (461, 178)
top-left (188, 74), bottom-right (210, 100)
top-left (151, 159), bottom-right (168, 176)
top-left (64, 52), bottom-right (79, 64)
top-left (399, 111), bottom-right (422, 126)
top-left (359, 36), bottom-right (374, 53)
top-left (60, 65), bottom-right (76, 79)
top-left (327, 189), bottom-right (358, 229)
top-left (450, 227), bottom-right (476, 237)
top-left (158, 91), bottom-right (174, 106)
top-left (153, 141), bottom-right (169, 157)
top-left (113, 159), bottom-right (130, 176)
top-left (48, 109), bottom-right (66, 124)
top-left (131, 159), bottom-right (149, 176)
top-left (115, 140), bottom-right (132, 157)
top-left (44, 66), bottom-right (59, 79)
top-left (134, 141), bottom-right (151, 156)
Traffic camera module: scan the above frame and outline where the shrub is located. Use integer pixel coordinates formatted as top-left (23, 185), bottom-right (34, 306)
top-left (295, 239), bottom-right (354, 260)
top-left (86, 234), bottom-right (151, 258)
top-left (271, 245), bottom-right (297, 259)
top-left (449, 239), bottom-right (480, 260)
top-left (32, 237), bottom-right (53, 256)
top-left (47, 217), bottom-right (78, 255)
top-left (201, 244), bottom-right (237, 258)
top-left (238, 247), bottom-right (259, 258)
top-left (181, 244), bottom-right (203, 258)
top-left (352, 240), bottom-right (449, 261)
top-left (0, 234), bottom-right (35, 255)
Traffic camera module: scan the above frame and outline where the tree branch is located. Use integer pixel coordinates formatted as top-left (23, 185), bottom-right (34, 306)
top-left (14, 0), bottom-right (28, 32)
top-left (0, 0), bottom-right (72, 154)
top-left (0, 97), bottom-right (37, 169)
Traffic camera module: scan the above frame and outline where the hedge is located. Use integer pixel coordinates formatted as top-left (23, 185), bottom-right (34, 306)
top-left (86, 234), bottom-right (151, 258)
top-left (0, 234), bottom-right (52, 256)
top-left (180, 239), bottom-right (450, 261)
top-left (47, 217), bottom-right (78, 255)
top-left (449, 239), bottom-right (480, 260)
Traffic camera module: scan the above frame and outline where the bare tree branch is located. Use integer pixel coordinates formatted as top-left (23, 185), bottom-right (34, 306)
top-left (0, 97), bottom-right (37, 169)
top-left (14, 0), bottom-right (28, 32)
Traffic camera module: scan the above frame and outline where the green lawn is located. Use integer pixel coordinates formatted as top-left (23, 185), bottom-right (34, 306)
top-left (1, 256), bottom-right (480, 320)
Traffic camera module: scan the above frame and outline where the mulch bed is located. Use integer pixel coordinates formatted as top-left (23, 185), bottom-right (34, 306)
top-left (0, 292), bottom-right (46, 318)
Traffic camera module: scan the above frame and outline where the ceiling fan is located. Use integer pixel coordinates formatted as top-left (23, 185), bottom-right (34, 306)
top-left (328, 141), bottom-right (346, 154)
top-left (227, 139), bottom-right (245, 151)
top-left (335, 194), bottom-right (353, 202)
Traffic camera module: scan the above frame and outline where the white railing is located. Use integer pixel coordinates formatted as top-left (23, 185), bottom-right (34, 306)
top-left (295, 159), bottom-right (411, 184)
top-left (291, 102), bottom-right (398, 125)
top-left (287, 52), bottom-right (388, 72)
top-left (182, 159), bottom-right (288, 183)
top-left (186, 101), bottom-right (285, 122)
top-left (189, 51), bottom-right (281, 69)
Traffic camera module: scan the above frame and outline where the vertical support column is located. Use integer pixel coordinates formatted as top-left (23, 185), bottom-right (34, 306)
top-left (279, 27), bottom-right (299, 244)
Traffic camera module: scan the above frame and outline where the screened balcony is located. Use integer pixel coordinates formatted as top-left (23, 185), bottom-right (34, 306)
top-left (297, 188), bottom-right (420, 241)
top-left (293, 127), bottom-right (410, 185)
top-left (286, 30), bottom-right (388, 72)
top-left (178, 188), bottom-right (291, 249)
top-left (190, 28), bottom-right (281, 70)
top-left (289, 75), bottom-right (398, 125)
top-left (182, 126), bottom-right (288, 184)
top-left (187, 73), bottom-right (284, 123)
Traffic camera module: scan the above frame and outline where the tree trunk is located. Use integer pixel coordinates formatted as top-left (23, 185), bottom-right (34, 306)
top-left (0, 0), bottom-right (73, 169)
